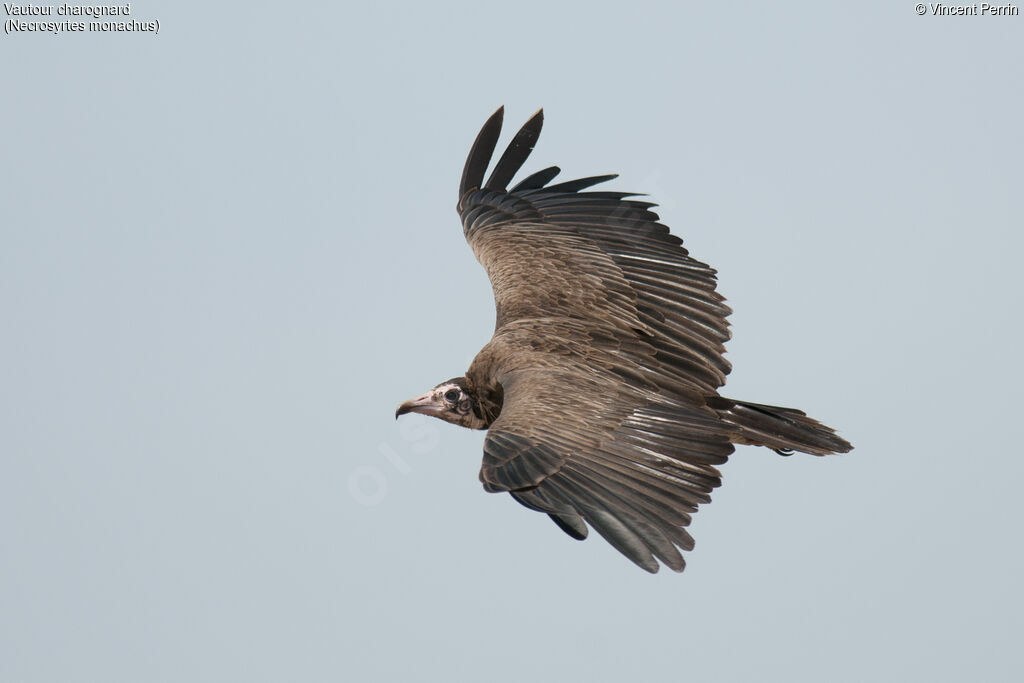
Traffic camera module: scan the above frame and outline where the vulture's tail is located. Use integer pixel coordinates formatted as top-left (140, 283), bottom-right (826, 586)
top-left (707, 396), bottom-right (853, 455)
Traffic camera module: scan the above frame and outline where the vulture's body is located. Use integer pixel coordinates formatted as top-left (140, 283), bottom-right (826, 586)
top-left (396, 108), bottom-right (852, 573)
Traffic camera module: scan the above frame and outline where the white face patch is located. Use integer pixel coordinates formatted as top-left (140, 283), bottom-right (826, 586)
top-left (432, 382), bottom-right (485, 427)
top-left (435, 383), bottom-right (464, 408)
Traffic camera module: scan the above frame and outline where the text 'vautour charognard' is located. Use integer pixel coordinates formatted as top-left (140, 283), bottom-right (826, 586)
top-left (4, 3), bottom-right (160, 35)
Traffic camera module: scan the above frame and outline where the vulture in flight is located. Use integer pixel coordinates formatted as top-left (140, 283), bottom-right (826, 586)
top-left (396, 107), bottom-right (852, 573)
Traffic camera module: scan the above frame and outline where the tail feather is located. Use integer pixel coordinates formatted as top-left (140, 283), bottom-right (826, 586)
top-left (707, 396), bottom-right (853, 456)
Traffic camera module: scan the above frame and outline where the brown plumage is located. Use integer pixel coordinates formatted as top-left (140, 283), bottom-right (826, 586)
top-left (396, 107), bottom-right (852, 573)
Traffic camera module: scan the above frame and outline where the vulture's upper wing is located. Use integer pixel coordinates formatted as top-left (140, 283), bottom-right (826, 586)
top-left (457, 108), bottom-right (739, 572)
top-left (459, 107), bottom-right (733, 394)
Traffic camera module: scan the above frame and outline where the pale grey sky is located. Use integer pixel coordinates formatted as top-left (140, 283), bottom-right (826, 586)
top-left (2, 2), bottom-right (1022, 681)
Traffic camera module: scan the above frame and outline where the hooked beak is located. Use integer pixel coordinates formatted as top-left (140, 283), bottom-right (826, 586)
top-left (395, 391), bottom-right (439, 419)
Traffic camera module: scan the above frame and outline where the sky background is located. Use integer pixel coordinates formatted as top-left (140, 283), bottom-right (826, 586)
top-left (2, 1), bottom-right (1022, 681)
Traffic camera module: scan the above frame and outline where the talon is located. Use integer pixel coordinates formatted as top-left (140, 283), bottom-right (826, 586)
top-left (774, 448), bottom-right (795, 456)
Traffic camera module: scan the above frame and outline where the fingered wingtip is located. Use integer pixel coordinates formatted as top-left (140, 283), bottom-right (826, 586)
top-left (460, 107), bottom-right (506, 198)
top-left (482, 107), bottom-right (547, 192)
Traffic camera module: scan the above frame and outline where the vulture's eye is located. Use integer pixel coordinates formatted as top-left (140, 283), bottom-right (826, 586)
top-left (443, 389), bottom-right (460, 403)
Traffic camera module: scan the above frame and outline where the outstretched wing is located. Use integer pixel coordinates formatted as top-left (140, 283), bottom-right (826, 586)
top-left (473, 318), bottom-right (734, 573)
top-left (458, 108), bottom-right (740, 572)
top-left (459, 107), bottom-right (733, 395)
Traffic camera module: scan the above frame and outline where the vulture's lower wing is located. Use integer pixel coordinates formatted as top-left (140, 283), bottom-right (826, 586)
top-left (478, 357), bottom-right (735, 574)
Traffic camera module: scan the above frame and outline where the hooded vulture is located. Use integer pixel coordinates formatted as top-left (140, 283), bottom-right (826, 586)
top-left (396, 107), bottom-right (852, 573)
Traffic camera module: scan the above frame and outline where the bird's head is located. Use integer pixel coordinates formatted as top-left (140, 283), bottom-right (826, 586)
top-left (395, 377), bottom-right (490, 430)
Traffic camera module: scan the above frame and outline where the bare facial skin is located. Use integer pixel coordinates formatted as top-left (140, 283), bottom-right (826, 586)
top-left (396, 382), bottom-right (487, 430)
